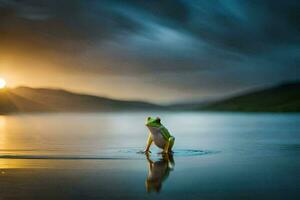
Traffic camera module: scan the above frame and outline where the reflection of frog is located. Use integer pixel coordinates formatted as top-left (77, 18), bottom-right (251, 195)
top-left (144, 117), bottom-right (175, 154)
top-left (145, 153), bottom-right (175, 193)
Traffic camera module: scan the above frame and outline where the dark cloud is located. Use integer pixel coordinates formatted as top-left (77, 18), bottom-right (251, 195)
top-left (0, 0), bottom-right (299, 102)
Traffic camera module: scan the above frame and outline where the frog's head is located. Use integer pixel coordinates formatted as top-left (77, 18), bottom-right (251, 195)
top-left (146, 117), bottom-right (161, 127)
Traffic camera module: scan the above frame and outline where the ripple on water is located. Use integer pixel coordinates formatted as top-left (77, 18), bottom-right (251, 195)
top-left (119, 148), bottom-right (219, 158)
top-left (0, 148), bottom-right (219, 160)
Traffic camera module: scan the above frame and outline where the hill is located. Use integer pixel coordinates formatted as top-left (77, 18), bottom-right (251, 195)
top-left (1, 82), bottom-right (299, 114)
top-left (201, 82), bottom-right (300, 112)
top-left (0, 87), bottom-right (163, 114)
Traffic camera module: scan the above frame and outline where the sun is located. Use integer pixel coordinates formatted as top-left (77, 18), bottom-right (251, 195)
top-left (0, 78), bottom-right (7, 89)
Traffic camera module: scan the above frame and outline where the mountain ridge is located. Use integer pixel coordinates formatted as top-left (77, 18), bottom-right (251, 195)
top-left (200, 82), bottom-right (300, 112)
top-left (0, 86), bottom-right (164, 114)
top-left (1, 82), bottom-right (299, 114)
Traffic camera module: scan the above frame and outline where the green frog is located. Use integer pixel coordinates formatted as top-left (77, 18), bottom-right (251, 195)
top-left (144, 117), bottom-right (175, 154)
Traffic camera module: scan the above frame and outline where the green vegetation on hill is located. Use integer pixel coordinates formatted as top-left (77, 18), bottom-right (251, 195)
top-left (202, 82), bottom-right (300, 112)
top-left (0, 87), bottom-right (163, 114)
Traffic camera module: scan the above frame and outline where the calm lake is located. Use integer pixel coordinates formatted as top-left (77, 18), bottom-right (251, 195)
top-left (0, 112), bottom-right (299, 199)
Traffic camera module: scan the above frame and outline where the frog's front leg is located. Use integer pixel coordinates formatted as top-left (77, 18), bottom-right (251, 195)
top-left (144, 132), bottom-right (153, 153)
top-left (163, 136), bottom-right (175, 154)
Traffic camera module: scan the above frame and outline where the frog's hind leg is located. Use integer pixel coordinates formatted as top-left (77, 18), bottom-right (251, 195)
top-left (163, 137), bottom-right (175, 153)
top-left (168, 137), bottom-right (175, 152)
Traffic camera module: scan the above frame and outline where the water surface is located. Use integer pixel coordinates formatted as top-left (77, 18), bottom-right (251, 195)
top-left (0, 112), bottom-right (299, 199)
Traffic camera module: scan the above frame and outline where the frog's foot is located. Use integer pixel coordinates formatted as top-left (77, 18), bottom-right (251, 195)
top-left (159, 150), bottom-right (173, 155)
top-left (138, 150), bottom-right (151, 154)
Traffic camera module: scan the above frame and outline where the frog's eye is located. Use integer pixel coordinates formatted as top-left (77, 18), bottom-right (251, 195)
top-left (156, 117), bottom-right (161, 123)
top-left (147, 117), bottom-right (151, 121)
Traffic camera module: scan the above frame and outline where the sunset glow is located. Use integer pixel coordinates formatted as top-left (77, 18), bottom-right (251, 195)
top-left (0, 78), bottom-right (6, 89)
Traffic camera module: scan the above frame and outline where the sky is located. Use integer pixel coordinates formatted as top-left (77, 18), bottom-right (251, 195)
top-left (0, 0), bottom-right (299, 103)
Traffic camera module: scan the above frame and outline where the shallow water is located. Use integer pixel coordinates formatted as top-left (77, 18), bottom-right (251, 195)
top-left (0, 112), bottom-right (299, 199)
